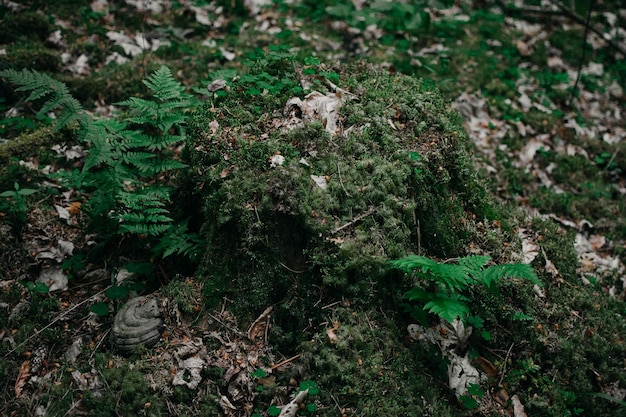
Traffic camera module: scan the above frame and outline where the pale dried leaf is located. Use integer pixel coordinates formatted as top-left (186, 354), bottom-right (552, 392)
top-left (37, 267), bottom-right (68, 292)
top-left (278, 389), bottom-right (309, 417)
top-left (448, 353), bottom-right (481, 397)
top-left (172, 356), bottom-right (205, 389)
top-left (512, 395), bottom-right (528, 417)
top-left (310, 175), bottom-right (328, 190)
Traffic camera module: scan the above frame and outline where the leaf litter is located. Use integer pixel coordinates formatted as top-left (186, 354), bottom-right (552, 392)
top-left (1, 0), bottom-right (626, 415)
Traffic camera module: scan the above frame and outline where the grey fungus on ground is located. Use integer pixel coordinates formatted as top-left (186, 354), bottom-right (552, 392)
top-left (110, 296), bottom-right (163, 353)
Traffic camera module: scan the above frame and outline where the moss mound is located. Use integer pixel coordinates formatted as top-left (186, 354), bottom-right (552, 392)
top-left (186, 59), bottom-right (501, 328)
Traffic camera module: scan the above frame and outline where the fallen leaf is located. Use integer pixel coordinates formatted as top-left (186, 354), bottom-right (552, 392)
top-left (310, 175), bottom-right (328, 190)
top-left (67, 202), bottom-right (81, 216)
top-left (326, 321), bottom-right (340, 344)
top-left (247, 306), bottom-right (273, 341)
top-left (512, 394), bottom-right (528, 417)
top-left (475, 356), bottom-right (498, 378)
top-left (15, 360), bottom-right (30, 398)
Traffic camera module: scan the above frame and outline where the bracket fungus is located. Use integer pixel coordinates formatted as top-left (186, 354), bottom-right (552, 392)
top-left (110, 296), bottom-right (163, 353)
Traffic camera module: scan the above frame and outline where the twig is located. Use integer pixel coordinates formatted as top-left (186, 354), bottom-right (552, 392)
top-left (568, 0), bottom-right (595, 107)
top-left (331, 208), bottom-right (375, 234)
top-left (600, 147), bottom-right (620, 175)
top-left (271, 354), bottom-right (302, 370)
top-left (206, 311), bottom-right (246, 337)
top-left (89, 328), bottom-right (110, 361)
top-left (498, 343), bottom-right (515, 387)
top-left (496, 0), bottom-right (626, 56)
top-left (321, 300), bottom-right (342, 310)
top-left (336, 162), bottom-right (351, 197)
top-left (278, 261), bottom-right (304, 274)
top-left (3, 286), bottom-right (110, 359)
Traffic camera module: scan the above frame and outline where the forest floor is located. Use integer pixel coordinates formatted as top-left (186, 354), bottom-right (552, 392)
top-left (0, 1), bottom-right (625, 416)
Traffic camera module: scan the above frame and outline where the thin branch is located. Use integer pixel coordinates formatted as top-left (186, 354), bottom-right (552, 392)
top-left (3, 286), bottom-right (110, 358)
top-left (496, 0), bottom-right (626, 56)
top-left (331, 208), bottom-right (375, 234)
top-left (271, 354), bottom-right (302, 370)
top-left (498, 343), bottom-right (515, 387)
top-left (569, 0), bottom-right (595, 107)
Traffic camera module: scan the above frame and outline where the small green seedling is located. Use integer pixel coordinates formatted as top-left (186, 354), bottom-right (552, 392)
top-left (0, 182), bottom-right (37, 223)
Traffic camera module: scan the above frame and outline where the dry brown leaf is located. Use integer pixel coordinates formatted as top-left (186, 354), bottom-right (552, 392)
top-left (15, 360), bottom-right (30, 398)
top-left (67, 202), bottom-right (81, 216)
top-left (475, 356), bottom-right (498, 379)
top-left (247, 306), bottom-right (273, 341)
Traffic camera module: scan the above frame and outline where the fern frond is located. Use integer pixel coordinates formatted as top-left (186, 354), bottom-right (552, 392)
top-left (118, 212), bottom-right (173, 224)
top-left (142, 66), bottom-right (187, 102)
top-left (126, 132), bottom-right (184, 150)
top-left (116, 98), bottom-right (159, 119)
top-left (479, 263), bottom-right (542, 288)
top-left (123, 151), bottom-right (156, 171)
top-left (388, 255), bottom-right (439, 274)
top-left (118, 189), bottom-right (169, 209)
top-left (148, 133), bottom-right (185, 150)
top-left (119, 222), bottom-right (171, 236)
top-left (434, 263), bottom-right (472, 292)
top-left (82, 123), bottom-right (114, 172)
top-left (153, 111), bottom-right (188, 133)
top-left (153, 220), bottom-right (203, 261)
top-left (0, 68), bottom-right (87, 130)
top-left (458, 255), bottom-right (491, 274)
top-left (149, 159), bottom-right (188, 174)
top-left (423, 297), bottom-right (470, 324)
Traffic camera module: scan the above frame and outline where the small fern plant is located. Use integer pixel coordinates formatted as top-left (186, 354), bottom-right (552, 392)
top-left (0, 67), bottom-right (202, 260)
top-left (108, 66), bottom-right (192, 236)
top-left (389, 255), bottom-right (542, 324)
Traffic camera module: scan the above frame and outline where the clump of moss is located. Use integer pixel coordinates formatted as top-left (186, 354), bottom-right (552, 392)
top-left (300, 307), bottom-right (455, 417)
top-left (185, 57), bottom-right (502, 333)
top-left (494, 218), bottom-right (626, 417)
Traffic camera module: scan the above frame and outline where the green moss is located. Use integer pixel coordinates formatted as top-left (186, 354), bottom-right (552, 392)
top-left (185, 60), bottom-right (503, 347)
top-left (0, 126), bottom-right (70, 164)
top-left (0, 44), bottom-right (61, 72)
top-left (0, 11), bottom-right (54, 44)
top-left (301, 307), bottom-right (455, 417)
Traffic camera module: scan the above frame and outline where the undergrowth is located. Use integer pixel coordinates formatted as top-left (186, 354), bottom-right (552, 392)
top-left (0, 66), bottom-right (202, 261)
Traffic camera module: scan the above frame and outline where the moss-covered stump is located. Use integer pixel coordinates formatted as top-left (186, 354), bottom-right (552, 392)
top-left (186, 60), bottom-right (503, 325)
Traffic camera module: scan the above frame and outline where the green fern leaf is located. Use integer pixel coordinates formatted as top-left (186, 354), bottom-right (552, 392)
top-left (142, 66), bottom-right (187, 102)
top-left (434, 263), bottom-right (471, 291)
top-left (116, 98), bottom-right (159, 119)
top-left (479, 263), bottom-right (542, 288)
top-left (388, 255), bottom-right (439, 274)
top-left (458, 255), bottom-right (491, 274)
top-left (149, 159), bottom-right (188, 174)
top-left (423, 297), bottom-right (470, 323)
top-left (153, 220), bottom-right (203, 260)
top-left (0, 68), bottom-right (87, 130)
top-left (404, 286), bottom-right (433, 303)
top-left (123, 151), bottom-right (156, 172)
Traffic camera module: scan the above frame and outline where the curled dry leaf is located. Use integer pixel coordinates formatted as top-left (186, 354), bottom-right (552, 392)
top-left (326, 321), bottom-right (340, 345)
top-left (310, 175), bottom-right (328, 190)
top-left (15, 360), bottom-right (30, 398)
top-left (247, 306), bottom-right (273, 341)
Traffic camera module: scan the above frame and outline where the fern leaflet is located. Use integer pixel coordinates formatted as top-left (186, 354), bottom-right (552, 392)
top-left (390, 254), bottom-right (542, 324)
top-left (0, 68), bottom-right (88, 130)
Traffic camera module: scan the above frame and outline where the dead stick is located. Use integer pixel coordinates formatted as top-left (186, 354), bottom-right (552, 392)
top-left (271, 354), bottom-right (302, 370)
top-left (331, 208), bottom-right (375, 234)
